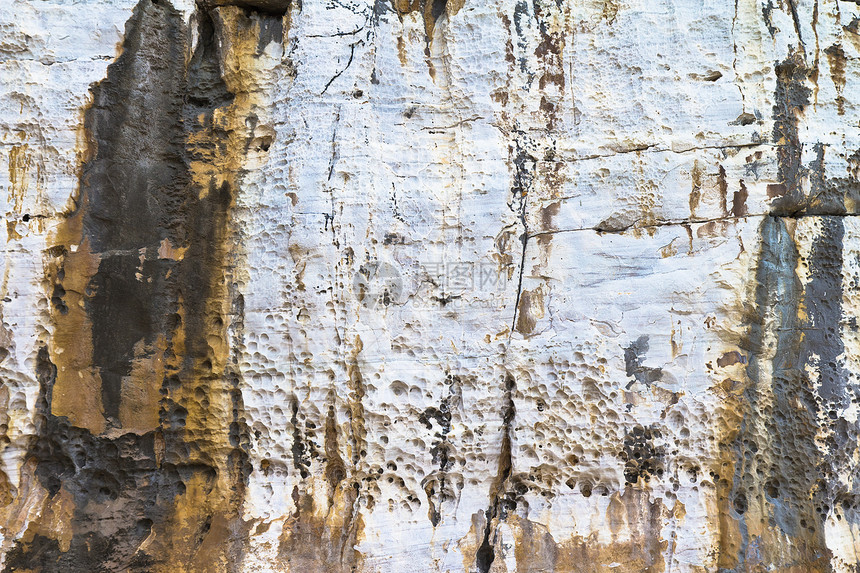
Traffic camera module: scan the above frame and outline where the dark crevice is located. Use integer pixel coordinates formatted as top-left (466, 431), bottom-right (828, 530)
top-left (475, 374), bottom-right (516, 573)
top-left (290, 397), bottom-right (311, 479)
top-left (198, 0), bottom-right (292, 17)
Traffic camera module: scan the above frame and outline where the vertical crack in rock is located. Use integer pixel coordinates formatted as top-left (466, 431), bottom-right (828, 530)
top-left (511, 148), bottom-right (535, 334)
top-left (3, 0), bottom-right (280, 569)
top-left (475, 373), bottom-right (515, 573)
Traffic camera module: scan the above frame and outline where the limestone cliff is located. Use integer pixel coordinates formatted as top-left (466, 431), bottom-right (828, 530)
top-left (1, 0), bottom-right (860, 571)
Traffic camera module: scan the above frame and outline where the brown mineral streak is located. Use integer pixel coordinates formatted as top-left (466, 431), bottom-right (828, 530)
top-left (276, 340), bottom-right (368, 571)
top-left (393, 0), bottom-right (464, 44)
top-left (46, 239), bottom-right (105, 435)
top-left (278, 405), bottom-right (365, 572)
top-left (346, 335), bottom-right (368, 463)
top-left (7, 144), bottom-right (31, 214)
top-left (4, 0), bottom-right (280, 570)
top-left (140, 6), bottom-right (270, 571)
top-left (460, 489), bottom-right (670, 572)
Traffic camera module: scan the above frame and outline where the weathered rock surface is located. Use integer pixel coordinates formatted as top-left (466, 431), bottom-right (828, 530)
top-left (1, 0), bottom-right (860, 570)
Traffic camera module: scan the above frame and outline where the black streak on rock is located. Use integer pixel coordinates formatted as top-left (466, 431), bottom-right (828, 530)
top-left (291, 397), bottom-right (311, 479)
top-left (7, 1), bottom-right (254, 569)
top-left (621, 425), bottom-right (663, 484)
top-left (476, 374), bottom-right (516, 573)
top-left (420, 374), bottom-right (459, 527)
top-left (4, 348), bottom-right (174, 572)
top-left (82, 0), bottom-right (189, 427)
top-left (770, 53), bottom-right (811, 215)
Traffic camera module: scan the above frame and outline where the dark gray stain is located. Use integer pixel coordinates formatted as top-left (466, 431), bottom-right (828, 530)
top-left (718, 30), bottom-right (860, 566)
top-left (802, 217), bottom-right (847, 407)
top-left (766, 52), bottom-right (860, 217)
top-left (82, 0), bottom-right (190, 427)
top-left (726, 214), bottom-right (838, 569)
top-left (512, 0), bottom-right (532, 74)
top-left (770, 53), bottom-right (811, 215)
top-left (420, 373), bottom-right (460, 527)
top-left (256, 15), bottom-right (285, 54)
top-left (623, 335), bottom-right (663, 388)
top-left (4, 348), bottom-right (177, 572)
top-left (621, 425), bottom-right (663, 484)
top-left (805, 142), bottom-right (860, 216)
top-left (802, 217), bottom-right (860, 536)
top-left (7, 0), bottom-right (256, 569)
top-left (762, 0), bottom-right (777, 38)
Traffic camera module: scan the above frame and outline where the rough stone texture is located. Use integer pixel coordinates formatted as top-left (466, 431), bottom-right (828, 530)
top-left (1, 0), bottom-right (860, 571)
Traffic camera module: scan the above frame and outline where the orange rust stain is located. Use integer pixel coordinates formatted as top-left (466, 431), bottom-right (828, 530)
top-left (7, 144), bottom-right (32, 213)
top-left (397, 34), bottom-right (408, 66)
top-left (6, 220), bottom-right (22, 241)
top-left (689, 159), bottom-right (702, 218)
top-left (118, 335), bottom-right (166, 433)
top-left (46, 239), bottom-right (106, 435)
top-left (515, 288), bottom-right (544, 335)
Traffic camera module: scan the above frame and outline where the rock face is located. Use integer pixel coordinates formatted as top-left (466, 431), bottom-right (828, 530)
top-left (1, 0), bottom-right (860, 570)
